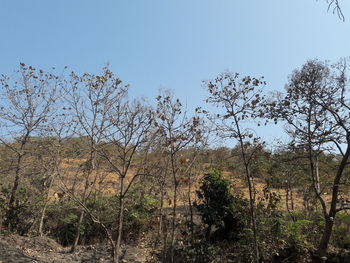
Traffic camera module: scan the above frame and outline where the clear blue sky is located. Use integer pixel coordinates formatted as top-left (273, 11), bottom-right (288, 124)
top-left (1, 0), bottom-right (350, 143)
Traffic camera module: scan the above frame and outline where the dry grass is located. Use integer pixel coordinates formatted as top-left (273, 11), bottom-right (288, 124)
top-left (51, 158), bottom-right (339, 212)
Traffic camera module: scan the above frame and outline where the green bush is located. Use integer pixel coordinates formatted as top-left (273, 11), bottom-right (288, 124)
top-left (171, 242), bottom-right (221, 263)
top-left (44, 186), bottom-right (158, 246)
top-left (332, 213), bottom-right (350, 249)
top-left (195, 169), bottom-right (248, 241)
top-left (0, 184), bottom-right (40, 235)
top-left (45, 200), bottom-right (81, 246)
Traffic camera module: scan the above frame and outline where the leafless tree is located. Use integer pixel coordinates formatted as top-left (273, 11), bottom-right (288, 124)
top-left (37, 110), bottom-right (73, 237)
top-left (205, 72), bottom-right (266, 263)
top-left (0, 64), bottom-right (61, 231)
top-left (63, 67), bottom-right (128, 252)
top-left (99, 98), bottom-right (155, 263)
top-left (155, 91), bottom-right (204, 262)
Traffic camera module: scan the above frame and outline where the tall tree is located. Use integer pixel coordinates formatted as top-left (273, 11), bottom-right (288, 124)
top-left (205, 72), bottom-right (266, 263)
top-left (155, 91), bottom-right (204, 262)
top-left (64, 67), bottom-right (128, 252)
top-left (267, 59), bottom-right (350, 262)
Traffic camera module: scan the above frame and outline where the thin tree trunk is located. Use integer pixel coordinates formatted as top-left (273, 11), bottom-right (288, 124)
top-left (188, 172), bottom-right (194, 244)
top-left (315, 155), bottom-right (320, 197)
top-left (157, 181), bottom-right (165, 245)
top-left (71, 177), bottom-right (89, 252)
top-left (285, 187), bottom-right (290, 213)
top-left (71, 210), bottom-right (85, 252)
top-left (170, 177), bottom-right (177, 263)
top-left (71, 148), bottom-right (96, 252)
top-left (6, 136), bottom-right (28, 231)
top-left (113, 175), bottom-right (125, 263)
top-left (234, 117), bottom-right (259, 263)
top-left (245, 165), bottom-right (260, 263)
top-left (115, 199), bottom-right (124, 263)
top-left (38, 174), bottom-right (55, 237)
top-left (38, 198), bottom-right (48, 237)
top-left (115, 176), bottom-right (125, 263)
top-left (286, 185), bottom-right (296, 221)
top-left (6, 158), bottom-right (22, 231)
top-left (162, 223), bottom-right (168, 263)
top-left (71, 183), bottom-right (88, 253)
top-left (170, 151), bottom-right (178, 263)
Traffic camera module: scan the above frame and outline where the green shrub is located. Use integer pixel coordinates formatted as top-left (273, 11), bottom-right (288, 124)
top-left (44, 186), bottom-right (158, 246)
top-left (171, 242), bottom-right (221, 263)
top-left (0, 184), bottom-right (40, 235)
top-left (45, 200), bottom-right (81, 246)
top-left (195, 169), bottom-right (248, 241)
top-left (332, 213), bottom-right (350, 249)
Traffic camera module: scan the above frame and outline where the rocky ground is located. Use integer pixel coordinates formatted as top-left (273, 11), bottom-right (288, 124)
top-left (0, 234), bottom-right (157, 263)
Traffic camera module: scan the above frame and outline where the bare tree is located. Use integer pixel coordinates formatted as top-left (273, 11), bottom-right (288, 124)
top-left (37, 110), bottom-right (73, 237)
top-left (100, 98), bottom-right (155, 263)
top-left (0, 64), bottom-right (60, 231)
top-left (145, 139), bottom-right (170, 247)
top-left (64, 67), bottom-right (128, 252)
top-left (155, 91), bottom-right (204, 262)
top-left (204, 72), bottom-right (266, 263)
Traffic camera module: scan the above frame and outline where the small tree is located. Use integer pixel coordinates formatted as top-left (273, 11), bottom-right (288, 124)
top-left (100, 98), bottom-right (155, 263)
top-left (37, 110), bottom-right (73, 237)
top-left (195, 169), bottom-right (247, 241)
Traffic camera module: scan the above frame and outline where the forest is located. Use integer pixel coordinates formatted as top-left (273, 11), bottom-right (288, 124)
top-left (0, 58), bottom-right (350, 263)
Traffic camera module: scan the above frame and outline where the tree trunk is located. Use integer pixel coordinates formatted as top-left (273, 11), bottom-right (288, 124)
top-left (71, 210), bottom-right (84, 252)
top-left (39, 174), bottom-right (55, 237)
top-left (314, 216), bottom-right (334, 263)
top-left (115, 176), bottom-right (125, 263)
top-left (234, 117), bottom-right (259, 263)
top-left (5, 133), bottom-right (30, 231)
top-left (169, 150), bottom-right (178, 263)
top-left (314, 143), bottom-right (350, 262)
top-left (6, 151), bottom-right (25, 231)
top-left (38, 195), bottom-right (50, 237)
top-left (71, 151), bottom-right (96, 252)
top-left (188, 172), bottom-right (194, 244)
top-left (246, 170), bottom-right (260, 263)
top-left (170, 176), bottom-right (178, 263)
top-left (157, 183), bottom-right (165, 246)
top-left (285, 187), bottom-right (290, 213)
top-left (314, 155), bottom-right (321, 212)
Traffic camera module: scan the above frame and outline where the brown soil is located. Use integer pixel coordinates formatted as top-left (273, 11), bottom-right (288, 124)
top-left (0, 234), bottom-right (157, 263)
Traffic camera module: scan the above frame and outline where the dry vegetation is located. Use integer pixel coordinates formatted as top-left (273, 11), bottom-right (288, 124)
top-left (2, 60), bottom-right (350, 263)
